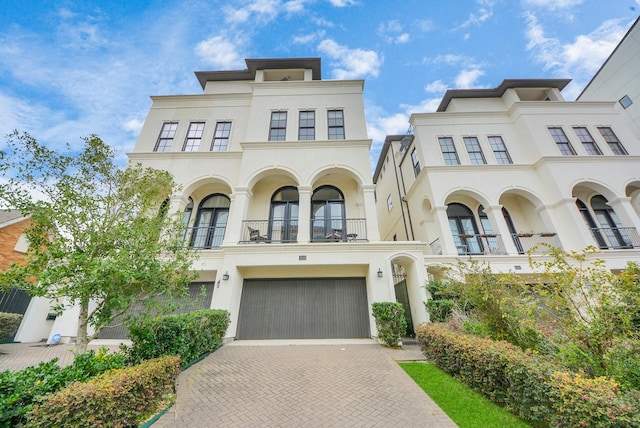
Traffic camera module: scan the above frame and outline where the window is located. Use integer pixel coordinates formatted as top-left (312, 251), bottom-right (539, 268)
top-left (488, 136), bottom-right (512, 164)
top-left (438, 137), bottom-right (460, 165)
top-left (183, 122), bottom-right (205, 151)
top-left (211, 121), bottom-right (231, 151)
top-left (573, 127), bottom-right (602, 155)
top-left (619, 95), bottom-right (633, 109)
top-left (447, 203), bottom-right (482, 255)
top-left (312, 186), bottom-right (345, 241)
top-left (190, 194), bottom-right (230, 249)
top-left (411, 148), bottom-right (420, 176)
top-left (548, 127), bottom-right (576, 155)
top-left (269, 111), bottom-right (287, 141)
top-left (270, 187), bottom-right (299, 242)
top-left (328, 110), bottom-right (345, 140)
top-left (597, 127), bottom-right (628, 155)
top-left (463, 136), bottom-right (486, 164)
top-left (298, 111), bottom-right (315, 140)
top-left (155, 122), bottom-right (178, 152)
top-left (387, 195), bottom-right (393, 212)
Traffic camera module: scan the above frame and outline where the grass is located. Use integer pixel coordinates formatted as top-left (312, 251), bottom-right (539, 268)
top-left (400, 361), bottom-right (531, 428)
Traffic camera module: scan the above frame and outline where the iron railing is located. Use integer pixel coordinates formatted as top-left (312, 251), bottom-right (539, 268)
top-left (184, 225), bottom-right (226, 249)
top-left (311, 218), bottom-right (367, 242)
top-left (453, 233), bottom-right (507, 255)
top-left (240, 218), bottom-right (368, 243)
top-left (588, 227), bottom-right (640, 250)
top-left (510, 232), bottom-right (562, 254)
top-left (241, 219), bottom-right (298, 243)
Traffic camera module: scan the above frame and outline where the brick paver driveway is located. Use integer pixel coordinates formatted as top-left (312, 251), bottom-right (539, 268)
top-left (154, 341), bottom-right (456, 427)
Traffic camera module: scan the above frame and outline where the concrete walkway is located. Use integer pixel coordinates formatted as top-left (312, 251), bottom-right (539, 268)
top-left (154, 340), bottom-right (457, 427)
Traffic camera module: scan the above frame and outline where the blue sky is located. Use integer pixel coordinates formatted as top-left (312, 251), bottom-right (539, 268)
top-left (1, 0), bottom-right (638, 171)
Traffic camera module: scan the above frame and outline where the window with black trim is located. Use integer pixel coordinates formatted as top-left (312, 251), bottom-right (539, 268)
top-left (155, 122), bottom-right (178, 152)
top-left (548, 127), bottom-right (576, 155)
top-left (211, 121), bottom-right (231, 151)
top-left (488, 136), bottom-right (512, 164)
top-left (411, 148), bottom-right (420, 176)
top-left (269, 111), bottom-right (287, 141)
top-left (327, 110), bottom-right (345, 140)
top-left (438, 137), bottom-right (460, 165)
top-left (463, 136), bottom-right (486, 164)
top-left (387, 195), bottom-right (393, 211)
top-left (573, 127), bottom-right (602, 155)
top-left (298, 111), bottom-right (315, 140)
top-left (597, 127), bottom-right (628, 155)
top-left (183, 122), bottom-right (205, 151)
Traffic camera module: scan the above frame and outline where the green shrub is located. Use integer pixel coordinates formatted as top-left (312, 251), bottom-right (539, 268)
top-left (417, 323), bottom-right (640, 426)
top-left (0, 348), bottom-right (126, 427)
top-left (0, 312), bottom-right (23, 342)
top-left (371, 302), bottom-right (407, 348)
top-left (126, 309), bottom-right (230, 367)
top-left (25, 355), bottom-right (180, 428)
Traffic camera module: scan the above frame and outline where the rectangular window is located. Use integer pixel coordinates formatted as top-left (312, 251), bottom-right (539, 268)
top-left (597, 127), bottom-right (628, 155)
top-left (269, 111), bottom-right (287, 141)
top-left (183, 122), bottom-right (205, 151)
top-left (154, 122), bottom-right (178, 152)
top-left (328, 110), bottom-right (345, 140)
top-left (573, 127), bottom-right (602, 155)
top-left (463, 136), bottom-right (486, 164)
top-left (438, 137), bottom-right (460, 165)
top-left (387, 195), bottom-right (393, 212)
top-left (211, 121), bottom-right (231, 151)
top-left (548, 127), bottom-right (576, 155)
top-left (411, 148), bottom-right (420, 177)
top-left (298, 111), bottom-right (315, 140)
top-left (488, 136), bottom-right (512, 164)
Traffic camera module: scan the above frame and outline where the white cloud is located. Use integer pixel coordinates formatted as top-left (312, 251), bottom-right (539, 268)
top-left (458, 0), bottom-right (495, 28)
top-left (293, 30), bottom-right (326, 45)
top-left (378, 20), bottom-right (410, 44)
top-left (328, 0), bottom-right (358, 6)
top-left (318, 39), bottom-right (383, 79)
top-left (195, 35), bottom-right (245, 69)
top-left (123, 119), bottom-right (144, 135)
top-left (424, 80), bottom-right (448, 94)
top-left (455, 68), bottom-right (485, 88)
top-left (223, 0), bottom-right (281, 24)
top-left (522, 0), bottom-right (584, 10)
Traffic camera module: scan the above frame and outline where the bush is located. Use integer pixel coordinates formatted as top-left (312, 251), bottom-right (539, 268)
top-left (417, 323), bottom-right (640, 426)
top-left (371, 302), bottom-right (407, 347)
top-left (0, 312), bottom-right (23, 342)
top-left (126, 309), bottom-right (230, 367)
top-left (25, 355), bottom-right (180, 428)
top-left (0, 348), bottom-right (126, 427)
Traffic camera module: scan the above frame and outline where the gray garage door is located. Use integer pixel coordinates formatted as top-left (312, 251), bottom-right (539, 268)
top-left (236, 277), bottom-right (370, 340)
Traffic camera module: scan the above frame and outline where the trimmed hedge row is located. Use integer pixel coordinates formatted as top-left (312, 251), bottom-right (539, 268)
top-left (126, 309), bottom-right (230, 367)
top-left (0, 312), bottom-right (23, 342)
top-left (25, 355), bottom-right (180, 428)
top-left (417, 323), bottom-right (640, 427)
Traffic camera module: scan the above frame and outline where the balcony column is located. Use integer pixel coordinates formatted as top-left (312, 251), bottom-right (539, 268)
top-left (607, 197), bottom-right (640, 232)
top-left (435, 205), bottom-right (458, 255)
top-left (224, 188), bottom-right (250, 245)
top-left (298, 186), bottom-right (311, 243)
top-left (485, 205), bottom-right (518, 254)
top-left (362, 184), bottom-right (380, 241)
top-left (552, 198), bottom-right (596, 250)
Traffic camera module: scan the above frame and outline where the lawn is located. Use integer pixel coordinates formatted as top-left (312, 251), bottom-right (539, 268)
top-left (400, 361), bottom-right (531, 428)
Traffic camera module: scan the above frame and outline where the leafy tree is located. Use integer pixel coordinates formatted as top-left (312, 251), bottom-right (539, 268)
top-left (0, 131), bottom-right (198, 353)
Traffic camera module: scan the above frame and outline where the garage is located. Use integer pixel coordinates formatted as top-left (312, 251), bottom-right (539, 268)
top-left (236, 277), bottom-right (370, 340)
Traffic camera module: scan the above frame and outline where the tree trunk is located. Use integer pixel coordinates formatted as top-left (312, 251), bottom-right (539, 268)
top-left (75, 300), bottom-right (90, 354)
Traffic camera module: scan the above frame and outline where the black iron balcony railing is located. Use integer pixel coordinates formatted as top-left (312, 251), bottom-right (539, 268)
top-left (184, 225), bottom-right (226, 249)
top-left (588, 227), bottom-right (640, 250)
top-left (240, 218), bottom-right (368, 243)
top-left (453, 233), bottom-right (507, 255)
top-left (511, 232), bottom-right (562, 254)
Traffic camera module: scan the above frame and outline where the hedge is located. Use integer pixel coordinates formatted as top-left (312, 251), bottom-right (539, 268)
top-left (417, 323), bottom-right (640, 427)
top-left (0, 312), bottom-right (23, 342)
top-left (126, 309), bottom-right (230, 367)
top-left (371, 302), bottom-right (407, 347)
top-left (25, 355), bottom-right (180, 428)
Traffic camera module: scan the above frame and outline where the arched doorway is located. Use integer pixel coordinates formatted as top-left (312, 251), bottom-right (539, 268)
top-left (191, 194), bottom-right (230, 249)
top-left (312, 185), bottom-right (345, 241)
top-left (270, 186), bottom-right (299, 242)
top-left (447, 203), bottom-right (483, 254)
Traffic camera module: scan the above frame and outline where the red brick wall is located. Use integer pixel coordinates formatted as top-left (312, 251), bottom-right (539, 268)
top-left (0, 218), bottom-right (30, 271)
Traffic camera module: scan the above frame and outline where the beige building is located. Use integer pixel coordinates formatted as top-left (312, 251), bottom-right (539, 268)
top-left (375, 79), bottom-right (640, 275)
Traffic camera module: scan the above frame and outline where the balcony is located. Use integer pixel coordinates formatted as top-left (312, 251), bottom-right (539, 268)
top-left (588, 227), bottom-right (640, 250)
top-left (184, 225), bottom-right (226, 249)
top-left (453, 233), bottom-right (507, 255)
top-left (240, 218), bottom-right (367, 243)
top-left (511, 232), bottom-right (562, 254)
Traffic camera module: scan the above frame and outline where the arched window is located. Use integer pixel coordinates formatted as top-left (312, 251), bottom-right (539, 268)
top-left (270, 187), bottom-right (299, 242)
top-left (447, 203), bottom-right (482, 254)
top-left (590, 195), bottom-right (631, 248)
top-left (501, 207), bottom-right (523, 254)
top-left (312, 186), bottom-right (345, 241)
top-left (191, 194), bottom-right (230, 249)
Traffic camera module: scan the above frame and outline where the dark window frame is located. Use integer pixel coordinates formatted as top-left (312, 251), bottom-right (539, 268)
top-left (211, 121), bottom-right (232, 151)
top-left (269, 111), bottom-right (287, 141)
top-left (438, 136), bottom-right (460, 165)
top-left (327, 109), bottom-right (345, 140)
top-left (298, 110), bottom-right (315, 140)
top-left (154, 122), bottom-right (178, 152)
top-left (463, 136), bottom-right (486, 164)
top-left (548, 127), bottom-right (576, 156)
top-left (597, 126), bottom-right (628, 155)
top-left (573, 127), bottom-right (602, 155)
top-left (488, 135), bottom-right (512, 164)
top-left (183, 122), bottom-right (205, 152)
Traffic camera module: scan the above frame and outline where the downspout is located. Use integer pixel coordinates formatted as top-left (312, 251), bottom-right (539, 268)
top-left (391, 148), bottom-right (414, 241)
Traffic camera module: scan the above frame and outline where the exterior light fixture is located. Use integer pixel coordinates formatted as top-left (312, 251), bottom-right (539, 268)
top-left (377, 268), bottom-right (383, 278)
top-left (222, 271), bottom-right (230, 281)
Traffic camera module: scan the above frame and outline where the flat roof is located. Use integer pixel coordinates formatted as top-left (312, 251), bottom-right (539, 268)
top-left (195, 58), bottom-right (322, 89)
top-left (436, 78), bottom-right (571, 112)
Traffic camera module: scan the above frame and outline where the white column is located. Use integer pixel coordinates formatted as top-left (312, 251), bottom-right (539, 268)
top-left (607, 196), bottom-right (640, 232)
top-left (224, 188), bottom-right (250, 244)
top-left (298, 186), bottom-right (311, 243)
top-left (435, 205), bottom-right (457, 255)
top-left (485, 205), bottom-right (518, 255)
top-left (362, 184), bottom-right (381, 241)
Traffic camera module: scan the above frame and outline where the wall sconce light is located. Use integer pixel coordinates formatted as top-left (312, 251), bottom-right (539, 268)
top-left (377, 268), bottom-right (383, 278)
top-left (222, 271), bottom-right (230, 281)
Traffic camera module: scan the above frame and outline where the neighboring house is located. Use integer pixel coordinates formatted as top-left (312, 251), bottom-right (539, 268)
top-left (0, 210), bottom-right (32, 318)
top-left (375, 79), bottom-right (640, 275)
top-left (578, 16), bottom-right (640, 141)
